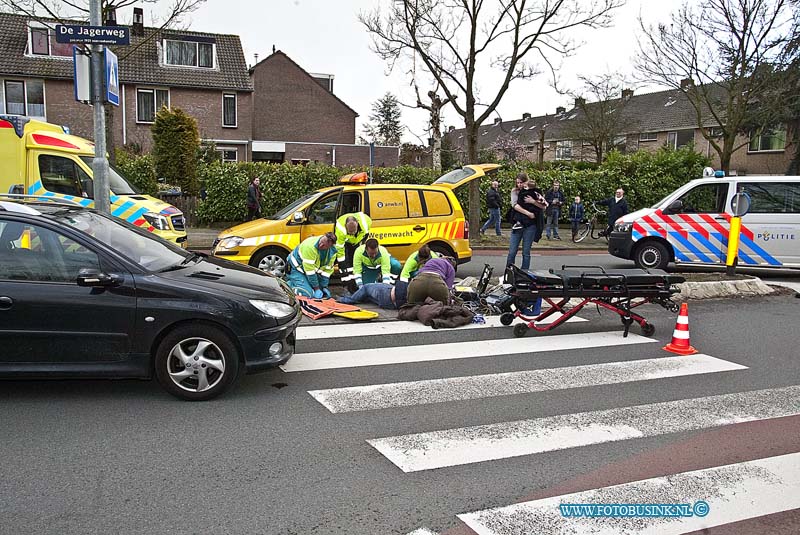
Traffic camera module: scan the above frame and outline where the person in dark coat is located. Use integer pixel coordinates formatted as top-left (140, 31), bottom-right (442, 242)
top-left (597, 187), bottom-right (629, 236)
top-left (480, 181), bottom-right (503, 236)
top-left (507, 173), bottom-right (547, 270)
top-left (246, 177), bottom-right (262, 221)
top-left (544, 181), bottom-right (566, 240)
top-left (568, 195), bottom-right (585, 240)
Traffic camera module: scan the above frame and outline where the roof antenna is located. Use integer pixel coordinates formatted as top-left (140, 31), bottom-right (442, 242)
top-left (272, 45), bottom-right (276, 54)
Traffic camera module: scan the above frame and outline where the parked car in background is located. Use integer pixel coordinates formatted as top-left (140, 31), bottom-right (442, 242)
top-left (0, 198), bottom-right (299, 400)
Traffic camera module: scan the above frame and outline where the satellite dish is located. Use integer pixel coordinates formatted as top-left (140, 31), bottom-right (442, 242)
top-left (702, 167), bottom-right (715, 177)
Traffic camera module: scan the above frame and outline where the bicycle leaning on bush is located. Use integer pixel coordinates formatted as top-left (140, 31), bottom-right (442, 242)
top-left (573, 202), bottom-right (608, 243)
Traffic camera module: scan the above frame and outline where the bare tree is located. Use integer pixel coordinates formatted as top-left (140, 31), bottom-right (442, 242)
top-left (560, 73), bottom-right (633, 163)
top-left (361, 0), bottom-right (623, 238)
top-left (635, 0), bottom-right (794, 172)
top-left (414, 86), bottom-right (450, 172)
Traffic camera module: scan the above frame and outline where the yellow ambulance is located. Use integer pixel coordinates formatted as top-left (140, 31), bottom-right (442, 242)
top-left (0, 115), bottom-right (187, 246)
top-left (213, 164), bottom-right (500, 275)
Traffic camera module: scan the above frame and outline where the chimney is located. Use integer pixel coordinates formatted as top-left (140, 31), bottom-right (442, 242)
top-left (493, 117), bottom-right (502, 125)
top-left (680, 78), bottom-right (694, 90)
top-left (132, 8), bottom-right (144, 36)
top-left (448, 126), bottom-right (455, 132)
top-left (522, 112), bottom-right (531, 120)
top-left (272, 45), bottom-right (276, 54)
top-left (254, 53), bottom-right (259, 65)
top-left (104, 8), bottom-right (117, 26)
top-left (621, 88), bottom-right (634, 100)
top-left (556, 106), bottom-right (566, 115)
top-left (574, 97), bottom-right (585, 108)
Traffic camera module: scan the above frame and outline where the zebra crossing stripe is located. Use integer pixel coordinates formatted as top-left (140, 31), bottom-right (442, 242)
top-left (367, 385), bottom-right (800, 473)
top-left (282, 331), bottom-right (656, 373)
top-left (309, 354), bottom-right (747, 413)
top-left (458, 452), bottom-right (800, 535)
top-left (296, 313), bottom-right (586, 340)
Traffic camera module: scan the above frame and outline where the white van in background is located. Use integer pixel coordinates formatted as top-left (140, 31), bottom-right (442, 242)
top-left (609, 176), bottom-right (800, 270)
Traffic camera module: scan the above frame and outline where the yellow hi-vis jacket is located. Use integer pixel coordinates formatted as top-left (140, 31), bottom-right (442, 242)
top-left (289, 235), bottom-right (336, 289)
top-left (334, 212), bottom-right (371, 262)
top-left (353, 243), bottom-right (393, 286)
top-left (399, 250), bottom-right (440, 282)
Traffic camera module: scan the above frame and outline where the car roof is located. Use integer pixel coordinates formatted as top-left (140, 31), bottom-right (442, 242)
top-left (0, 199), bottom-right (85, 217)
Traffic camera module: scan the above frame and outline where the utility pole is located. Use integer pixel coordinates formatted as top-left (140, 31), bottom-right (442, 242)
top-left (89, 0), bottom-right (110, 213)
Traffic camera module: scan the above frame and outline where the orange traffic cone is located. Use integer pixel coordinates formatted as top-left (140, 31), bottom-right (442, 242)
top-left (663, 303), bottom-right (698, 355)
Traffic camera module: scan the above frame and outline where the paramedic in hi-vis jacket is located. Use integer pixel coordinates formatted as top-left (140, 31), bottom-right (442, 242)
top-left (286, 233), bottom-right (337, 298)
top-left (353, 238), bottom-right (402, 287)
top-left (334, 212), bottom-right (372, 290)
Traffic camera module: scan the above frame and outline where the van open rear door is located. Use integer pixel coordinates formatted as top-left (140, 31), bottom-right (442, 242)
top-left (432, 164), bottom-right (501, 189)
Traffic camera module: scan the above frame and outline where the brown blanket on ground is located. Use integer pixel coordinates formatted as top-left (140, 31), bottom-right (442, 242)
top-left (397, 297), bottom-right (475, 329)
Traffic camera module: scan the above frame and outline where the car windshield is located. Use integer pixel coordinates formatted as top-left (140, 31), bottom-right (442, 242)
top-left (79, 156), bottom-right (138, 195)
top-left (269, 191), bottom-right (322, 220)
top-left (56, 209), bottom-right (191, 272)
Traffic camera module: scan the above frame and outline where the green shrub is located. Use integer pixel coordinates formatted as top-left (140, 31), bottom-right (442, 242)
top-left (152, 107), bottom-right (200, 195)
top-left (115, 150), bottom-right (158, 196)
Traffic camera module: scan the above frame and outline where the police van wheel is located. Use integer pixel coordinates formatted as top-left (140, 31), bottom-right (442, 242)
top-left (500, 312), bottom-right (515, 326)
top-left (251, 247), bottom-right (288, 277)
top-left (634, 241), bottom-right (669, 270)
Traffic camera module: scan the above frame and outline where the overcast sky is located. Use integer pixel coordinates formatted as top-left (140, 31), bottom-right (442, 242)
top-left (136, 0), bottom-right (685, 143)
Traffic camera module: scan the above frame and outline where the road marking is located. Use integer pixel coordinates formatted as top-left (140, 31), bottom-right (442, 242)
top-left (367, 385), bottom-right (800, 472)
top-left (309, 354), bottom-right (747, 413)
top-left (296, 313), bottom-right (586, 340)
top-left (282, 331), bottom-right (656, 372)
top-left (405, 529), bottom-right (439, 535)
top-left (458, 452), bottom-right (800, 535)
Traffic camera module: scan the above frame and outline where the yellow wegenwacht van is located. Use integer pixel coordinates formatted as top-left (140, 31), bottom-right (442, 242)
top-left (213, 164), bottom-right (500, 275)
top-left (0, 115), bottom-right (187, 246)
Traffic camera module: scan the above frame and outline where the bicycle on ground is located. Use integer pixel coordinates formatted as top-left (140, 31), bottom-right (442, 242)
top-left (573, 202), bottom-right (608, 243)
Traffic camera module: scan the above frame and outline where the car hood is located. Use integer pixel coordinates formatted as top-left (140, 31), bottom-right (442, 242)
top-left (217, 218), bottom-right (279, 239)
top-left (156, 254), bottom-right (295, 304)
top-left (617, 207), bottom-right (655, 224)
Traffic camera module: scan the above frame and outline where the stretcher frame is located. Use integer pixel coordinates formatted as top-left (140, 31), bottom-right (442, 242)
top-left (501, 265), bottom-right (683, 338)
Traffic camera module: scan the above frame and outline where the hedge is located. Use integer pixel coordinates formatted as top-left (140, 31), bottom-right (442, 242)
top-left (112, 146), bottom-right (709, 225)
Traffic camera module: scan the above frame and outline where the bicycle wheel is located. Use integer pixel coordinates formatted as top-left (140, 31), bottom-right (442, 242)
top-left (573, 222), bottom-right (591, 242)
top-left (591, 220), bottom-right (608, 240)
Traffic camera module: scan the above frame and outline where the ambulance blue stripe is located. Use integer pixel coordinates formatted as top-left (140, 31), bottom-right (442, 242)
top-left (670, 232), bottom-right (714, 263)
top-left (112, 201), bottom-right (135, 217)
top-left (127, 207), bottom-right (147, 223)
top-left (79, 198), bottom-right (92, 207)
top-left (739, 235), bottom-right (782, 266)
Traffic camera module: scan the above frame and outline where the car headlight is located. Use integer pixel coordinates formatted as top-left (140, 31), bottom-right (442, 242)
top-left (217, 236), bottom-right (244, 250)
top-left (250, 300), bottom-right (295, 318)
top-left (143, 212), bottom-right (171, 231)
top-left (614, 222), bottom-right (633, 233)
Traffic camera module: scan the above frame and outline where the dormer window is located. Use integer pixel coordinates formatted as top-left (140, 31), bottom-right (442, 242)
top-left (28, 25), bottom-right (72, 58)
top-left (164, 39), bottom-right (214, 68)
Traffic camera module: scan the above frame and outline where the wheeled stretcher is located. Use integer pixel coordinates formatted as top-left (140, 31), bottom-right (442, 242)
top-left (501, 265), bottom-right (684, 338)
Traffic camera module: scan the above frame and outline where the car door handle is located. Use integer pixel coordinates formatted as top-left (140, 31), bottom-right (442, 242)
top-left (714, 216), bottom-right (728, 221)
top-left (413, 225), bottom-right (425, 232)
top-left (0, 296), bottom-right (12, 310)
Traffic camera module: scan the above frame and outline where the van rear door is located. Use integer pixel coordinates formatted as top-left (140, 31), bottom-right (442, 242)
top-left (364, 187), bottom-right (426, 261)
top-left (432, 164), bottom-right (500, 189)
top-left (737, 181), bottom-right (799, 266)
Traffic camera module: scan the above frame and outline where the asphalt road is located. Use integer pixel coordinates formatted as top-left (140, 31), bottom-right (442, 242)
top-left (2, 252), bottom-right (799, 535)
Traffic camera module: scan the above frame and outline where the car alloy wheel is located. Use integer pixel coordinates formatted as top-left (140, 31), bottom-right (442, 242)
top-left (166, 337), bottom-right (226, 393)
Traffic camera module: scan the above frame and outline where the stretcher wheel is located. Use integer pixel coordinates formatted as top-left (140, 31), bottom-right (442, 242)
top-left (513, 323), bottom-right (528, 338)
top-left (500, 312), bottom-right (515, 326)
top-left (641, 323), bottom-right (656, 337)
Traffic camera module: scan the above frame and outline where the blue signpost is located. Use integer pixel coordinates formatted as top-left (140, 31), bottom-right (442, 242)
top-left (104, 48), bottom-right (119, 107)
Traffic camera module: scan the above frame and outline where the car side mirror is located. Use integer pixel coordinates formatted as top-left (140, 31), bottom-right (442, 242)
top-left (292, 211), bottom-right (305, 223)
top-left (81, 179), bottom-right (94, 199)
top-left (77, 268), bottom-right (120, 288)
top-left (665, 199), bottom-right (683, 214)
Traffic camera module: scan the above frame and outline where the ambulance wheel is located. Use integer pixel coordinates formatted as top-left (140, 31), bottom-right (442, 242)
top-left (500, 312), bottom-right (515, 326)
top-left (513, 323), bottom-right (528, 338)
top-left (634, 241), bottom-right (669, 270)
top-left (251, 247), bottom-right (288, 277)
top-left (641, 323), bottom-right (656, 337)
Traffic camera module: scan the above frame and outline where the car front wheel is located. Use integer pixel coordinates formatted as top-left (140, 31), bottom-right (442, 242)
top-left (155, 325), bottom-right (241, 401)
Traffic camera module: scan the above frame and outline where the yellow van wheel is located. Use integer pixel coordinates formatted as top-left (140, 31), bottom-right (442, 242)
top-left (429, 242), bottom-right (457, 272)
top-left (250, 247), bottom-right (289, 277)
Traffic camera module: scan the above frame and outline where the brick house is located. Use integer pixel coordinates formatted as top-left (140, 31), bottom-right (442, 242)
top-left (249, 50), bottom-right (398, 167)
top-left (445, 86), bottom-right (795, 176)
top-left (0, 11), bottom-right (253, 162)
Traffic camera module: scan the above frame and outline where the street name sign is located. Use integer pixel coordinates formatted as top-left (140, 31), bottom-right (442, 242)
top-left (55, 25), bottom-right (130, 45)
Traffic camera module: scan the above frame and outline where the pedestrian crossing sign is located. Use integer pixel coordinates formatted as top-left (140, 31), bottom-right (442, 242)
top-left (104, 47), bottom-right (119, 106)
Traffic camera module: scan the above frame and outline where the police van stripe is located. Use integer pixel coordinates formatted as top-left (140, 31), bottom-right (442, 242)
top-left (367, 385), bottom-right (800, 472)
top-left (309, 354), bottom-right (747, 414)
top-left (283, 332), bottom-right (656, 372)
top-left (458, 452), bottom-right (800, 535)
top-left (669, 232), bottom-right (715, 264)
top-left (739, 235), bottom-right (781, 266)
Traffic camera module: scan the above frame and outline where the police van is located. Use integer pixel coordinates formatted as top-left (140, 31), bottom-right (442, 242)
top-left (213, 164), bottom-right (500, 275)
top-left (609, 174), bottom-right (800, 270)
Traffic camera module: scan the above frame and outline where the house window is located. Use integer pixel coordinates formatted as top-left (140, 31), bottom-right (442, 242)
top-left (164, 40), bottom-right (214, 68)
top-left (666, 129), bottom-right (694, 149)
top-left (222, 93), bottom-right (237, 127)
top-left (136, 88), bottom-right (169, 123)
top-left (555, 140), bottom-right (573, 160)
top-left (28, 26), bottom-right (72, 57)
top-left (749, 126), bottom-right (786, 152)
top-left (639, 132), bottom-right (657, 142)
top-left (3, 80), bottom-right (45, 117)
top-left (216, 148), bottom-right (238, 163)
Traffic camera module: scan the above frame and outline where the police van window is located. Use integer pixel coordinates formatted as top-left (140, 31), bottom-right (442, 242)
top-left (740, 182), bottom-right (800, 214)
top-left (423, 190), bottom-right (453, 217)
top-left (369, 189), bottom-right (408, 220)
top-left (38, 155), bottom-right (89, 197)
top-left (407, 190), bottom-right (424, 217)
top-left (677, 183), bottom-right (727, 213)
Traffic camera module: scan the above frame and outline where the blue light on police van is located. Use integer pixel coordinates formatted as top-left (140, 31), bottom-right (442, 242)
top-left (62, 125), bottom-right (71, 135)
top-left (714, 170), bottom-right (725, 177)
